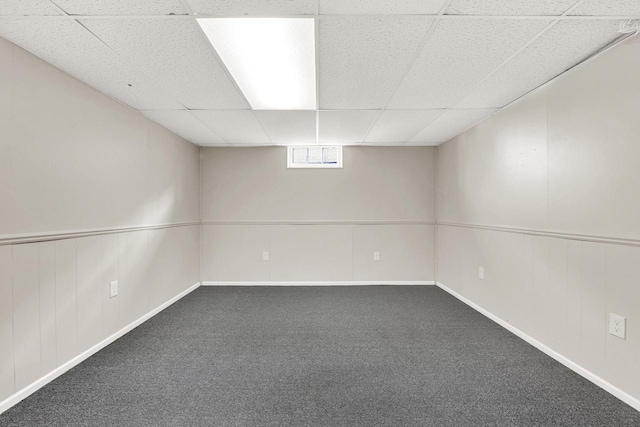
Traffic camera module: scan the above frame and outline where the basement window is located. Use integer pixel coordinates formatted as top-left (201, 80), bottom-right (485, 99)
top-left (287, 146), bottom-right (343, 169)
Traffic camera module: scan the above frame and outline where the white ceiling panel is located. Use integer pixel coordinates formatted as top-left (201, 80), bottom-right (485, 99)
top-left (410, 109), bottom-right (496, 145)
top-left (365, 110), bottom-right (444, 143)
top-left (455, 20), bottom-right (621, 109)
top-left (254, 111), bottom-right (316, 144)
top-left (81, 18), bottom-right (249, 110)
top-left (445, 0), bottom-right (580, 16)
top-left (187, 0), bottom-right (316, 15)
top-left (319, 0), bottom-right (447, 15)
top-left (388, 19), bottom-right (551, 109)
top-left (570, 0), bottom-right (640, 16)
top-left (318, 110), bottom-right (379, 143)
top-left (0, 18), bottom-right (181, 109)
top-left (141, 110), bottom-right (227, 146)
top-left (0, 1), bottom-right (62, 16)
top-left (319, 16), bottom-right (433, 109)
top-left (53, 0), bottom-right (187, 15)
top-left (192, 110), bottom-right (271, 144)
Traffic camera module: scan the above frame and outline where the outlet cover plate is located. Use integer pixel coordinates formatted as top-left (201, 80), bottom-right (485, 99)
top-left (609, 313), bottom-right (626, 340)
top-left (478, 266), bottom-right (485, 280)
top-left (262, 251), bottom-right (269, 261)
top-left (373, 251), bottom-right (381, 261)
top-left (110, 280), bottom-right (118, 298)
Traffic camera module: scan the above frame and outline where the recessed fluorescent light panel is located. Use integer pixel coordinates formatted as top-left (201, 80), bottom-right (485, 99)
top-left (198, 18), bottom-right (317, 110)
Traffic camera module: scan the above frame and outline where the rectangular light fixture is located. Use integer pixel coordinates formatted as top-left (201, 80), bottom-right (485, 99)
top-left (198, 18), bottom-right (317, 110)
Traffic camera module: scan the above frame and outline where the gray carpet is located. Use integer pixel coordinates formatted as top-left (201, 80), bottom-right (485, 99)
top-left (1, 286), bottom-right (639, 426)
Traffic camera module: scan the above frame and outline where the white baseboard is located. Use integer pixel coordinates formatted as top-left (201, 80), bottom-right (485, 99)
top-left (436, 282), bottom-right (640, 413)
top-left (202, 281), bottom-right (435, 286)
top-left (0, 282), bottom-right (201, 415)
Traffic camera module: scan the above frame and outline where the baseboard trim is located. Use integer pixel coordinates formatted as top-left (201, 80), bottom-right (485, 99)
top-left (202, 281), bottom-right (435, 286)
top-left (0, 282), bottom-right (201, 415)
top-left (436, 282), bottom-right (640, 413)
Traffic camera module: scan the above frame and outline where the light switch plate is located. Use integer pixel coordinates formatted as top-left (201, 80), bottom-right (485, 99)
top-left (110, 280), bottom-right (118, 298)
top-left (478, 266), bottom-right (485, 280)
top-left (373, 251), bottom-right (380, 261)
top-left (609, 313), bottom-right (626, 340)
top-left (262, 251), bottom-right (269, 261)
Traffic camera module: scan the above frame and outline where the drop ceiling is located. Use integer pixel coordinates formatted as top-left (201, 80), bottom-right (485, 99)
top-left (0, 0), bottom-right (638, 147)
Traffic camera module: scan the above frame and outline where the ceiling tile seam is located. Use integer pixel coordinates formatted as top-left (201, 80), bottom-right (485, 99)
top-left (359, 0), bottom-right (455, 144)
top-left (448, 0), bottom-right (588, 110)
top-left (4, 15), bottom-right (640, 21)
top-left (67, 18), bottom-right (192, 111)
top-left (188, 13), bottom-right (252, 110)
top-left (186, 110), bottom-right (232, 144)
top-left (395, 109), bottom-right (449, 144)
top-left (249, 111), bottom-right (276, 144)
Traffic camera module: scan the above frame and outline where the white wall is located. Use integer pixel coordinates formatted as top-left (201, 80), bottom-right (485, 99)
top-left (201, 146), bottom-right (436, 282)
top-left (0, 36), bottom-right (200, 404)
top-left (437, 38), bottom-right (640, 404)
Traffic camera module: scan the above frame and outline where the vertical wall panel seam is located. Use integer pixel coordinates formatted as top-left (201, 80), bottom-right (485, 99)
top-left (10, 246), bottom-right (16, 394)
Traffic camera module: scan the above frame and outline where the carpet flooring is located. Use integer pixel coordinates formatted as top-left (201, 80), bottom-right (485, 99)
top-left (1, 286), bottom-right (639, 426)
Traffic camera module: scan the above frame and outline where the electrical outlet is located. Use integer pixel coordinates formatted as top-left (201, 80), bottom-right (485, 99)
top-left (609, 313), bottom-right (626, 340)
top-left (262, 251), bottom-right (269, 261)
top-left (110, 280), bottom-right (118, 298)
top-left (373, 251), bottom-right (380, 261)
top-left (478, 266), bottom-right (485, 280)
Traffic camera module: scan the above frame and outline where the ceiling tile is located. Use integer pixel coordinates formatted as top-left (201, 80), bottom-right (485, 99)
top-left (81, 18), bottom-right (249, 109)
top-left (254, 111), bottom-right (316, 144)
top-left (0, 18), bottom-right (181, 109)
top-left (365, 110), bottom-right (444, 143)
top-left (141, 110), bottom-right (227, 146)
top-left (53, 0), bottom-right (187, 15)
top-left (318, 110), bottom-right (380, 143)
top-left (388, 19), bottom-right (551, 109)
top-left (319, 16), bottom-right (433, 109)
top-left (319, 0), bottom-right (447, 15)
top-left (445, 0), bottom-right (580, 16)
top-left (455, 20), bottom-right (622, 109)
top-left (0, 1), bottom-right (62, 16)
top-left (187, 0), bottom-right (316, 15)
top-left (570, 0), bottom-right (640, 16)
top-left (192, 110), bottom-right (271, 144)
top-left (410, 109), bottom-right (496, 144)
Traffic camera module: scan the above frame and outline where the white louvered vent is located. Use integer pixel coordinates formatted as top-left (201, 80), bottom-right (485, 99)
top-left (287, 146), bottom-right (343, 168)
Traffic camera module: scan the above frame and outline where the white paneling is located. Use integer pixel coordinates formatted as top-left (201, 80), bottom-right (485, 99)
top-left (352, 147), bottom-right (436, 221)
top-left (365, 110), bottom-right (443, 143)
top-left (183, 225), bottom-right (200, 288)
top-left (353, 225), bottom-right (434, 281)
top-left (320, 0), bottom-right (446, 14)
top-left (580, 242), bottom-right (607, 377)
top-left (318, 110), bottom-right (379, 144)
top-left (0, 19), bottom-right (181, 110)
top-left (546, 238), bottom-right (568, 355)
top-left (455, 20), bottom-right (621, 109)
top-left (119, 231), bottom-right (149, 326)
top-left (54, 0), bottom-right (187, 15)
top-left (55, 239), bottom-right (77, 365)
top-left (0, 1), bottom-right (62, 16)
top-left (187, 0), bottom-right (316, 15)
top-left (254, 111), bottom-right (317, 145)
top-left (605, 244), bottom-right (640, 400)
top-left (445, 0), bottom-right (580, 15)
top-left (269, 225), bottom-right (353, 281)
top-left (201, 225), bottom-right (270, 281)
top-left (192, 110), bottom-right (271, 144)
top-left (0, 246), bottom-right (13, 400)
top-left (319, 16), bottom-right (433, 109)
top-left (389, 19), bottom-right (551, 109)
top-left (76, 236), bottom-right (104, 350)
top-left (410, 109), bottom-right (496, 145)
top-left (141, 110), bottom-right (226, 146)
top-left (102, 234), bottom-right (120, 338)
top-left (571, 0), bottom-right (640, 16)
top-left (81, 18), bottom-right (248, 109)
top-left (38, 242), bottom-right (57, 374)
top-left (547, 39), bottom-right (640, 240)
top-left (12, 244), bottom-right (41, 390)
